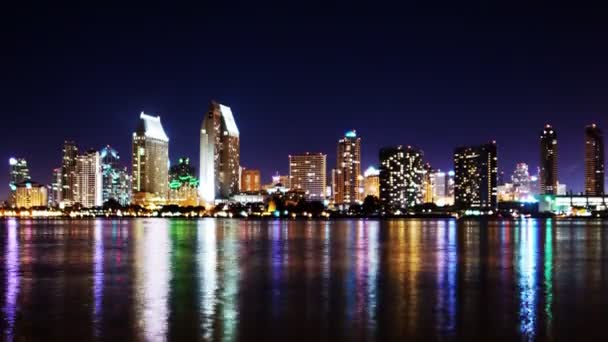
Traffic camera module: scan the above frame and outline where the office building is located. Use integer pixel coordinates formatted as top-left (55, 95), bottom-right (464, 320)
top-left (9, 157), bottom-right (30, 206)
top-left (61, 141), bottom-right (78, 204)
top-left (379, 146), bottom-right (424, 210)
top-left (101, 146), bottom-right (131, 206)
top-left (75, 149), bottom-right (103, 208)
top-left (168, 157), bottom-right (199, 207)
top-left (511, 162), bottom-right (531, 201)
top-left (132, 112), bottom-right (169, 205)
top-left (48, 167), bottom-right (62, 207)
top-left (453, 142), bottom-right (498, 209)
top-left (199, 101), bottom-right (240, 203)
top-left (584, 124), bottom-right (604, 195)
top-left (363, 166), bottom-right (380, 198)
top-left (241, 168), bottom-right (261, 192)
top-left (540, 125), bottom-right (558, 195)
top-left (15, 180), bottom-right (47, 208)
top-left (334, 130), bottom-right (363, 204)
top-left (422, 163), bottom-right (434, 203)
top-left (289, 153), bottom-right (327, 201)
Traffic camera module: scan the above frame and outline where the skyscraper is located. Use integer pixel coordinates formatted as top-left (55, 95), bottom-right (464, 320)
top-left (241, 168), bottom-right (261, 192)
top-left (540, 124), bottom-right (558, 195)
top-left (75, 149), bottom-right (103, 208)
top-left (363, 166), bottom-right (380, 198)
top-left (48, 167), bottom-right (62, 207)
top-left (289, 153), bottom-right (327, 201)
top-left (8, 157), bottom-right (30, 206)
top-left (199, 101), bottom-right (240, 203)
top-left (422, 163), bottom-right (434, 203)
top-left (132, 112), bottom-right (170, 205)
top-left (584, 123), bottom-right (605, 195)
top-left (379, 146), bottom-right (424, 210)
top-left (61, 141), bottom-right (78, 204)
top-left (429, 170), bottom-right (455, 206)
top-left (453, 142), bottom-right (498, 209)
top-left (101, 146), bottom-right (131, 206)
top-left (334, 130), bottom-right (363, 205)
top-left (511, 162), bottom-right (531, 200)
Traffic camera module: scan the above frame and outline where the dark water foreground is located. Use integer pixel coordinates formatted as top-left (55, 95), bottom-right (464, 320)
top-left (0, 218), bottom-right (607, 341)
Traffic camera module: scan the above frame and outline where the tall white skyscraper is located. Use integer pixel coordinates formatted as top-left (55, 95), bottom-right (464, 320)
top-left (199, 101), bottom-right (240, 204)
top-left (132, 112), bottom-right (170, 205)
top-left (75, 150), bottom-right (103, 208)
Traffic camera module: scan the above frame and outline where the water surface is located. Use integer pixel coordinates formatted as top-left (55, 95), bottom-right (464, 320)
top-left (0, 218), bottom-right (607, 341)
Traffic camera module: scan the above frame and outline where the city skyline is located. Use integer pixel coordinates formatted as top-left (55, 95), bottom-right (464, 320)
top-left (4, 3), bottom-right (608, 200)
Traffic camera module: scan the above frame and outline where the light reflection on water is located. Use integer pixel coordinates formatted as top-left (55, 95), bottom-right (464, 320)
top-left (0, 218), bottom-right (607, 340)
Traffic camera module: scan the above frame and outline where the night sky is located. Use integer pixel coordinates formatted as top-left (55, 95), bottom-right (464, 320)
top-left (2, 2), bottom-right (608, 200)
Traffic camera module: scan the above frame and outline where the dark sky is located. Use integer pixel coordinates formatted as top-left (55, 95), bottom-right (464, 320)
top-left (2, 2), bottom-right (608, 200)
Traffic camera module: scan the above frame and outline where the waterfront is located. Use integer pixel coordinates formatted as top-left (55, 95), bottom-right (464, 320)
top-left (0, 219), bottom-right (607, 341)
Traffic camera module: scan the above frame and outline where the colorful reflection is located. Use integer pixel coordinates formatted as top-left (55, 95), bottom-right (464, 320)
top-left (198, 219), bottom-right (218, 340)
top-left (3, 219), bottom-right (19, 339)
top-left (92, 220), bottom-right (104, 337)
top-left (517, 219), bottom-right (539, 338)
top-left (134, 219), bottom-right (170, 340)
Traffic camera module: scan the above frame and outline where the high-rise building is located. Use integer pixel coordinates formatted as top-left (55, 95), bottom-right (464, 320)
top-left (453, 142), bottom-right (498, 209)
top-left (429, 170), bottom-right (455, 206)
top-left (132, 112), bottom-right (169, 205)
top-left (363, 166), bottom-right (380, 198)
top-left (61, 141), bottom-right (78, 204)
top-left (289, 153), bottom-right (327, 201)
top-left (540, 124), bottom-right (558, 195)
top-left (8, 157), bottom-right (30, 206)
top-left (241, 168), bottom-right (261, 192)
top-left (48, 167), bottom-right (62, 207)
top-left (584, 123), bottom-right (604, 195)
top-left (199, 101), bottom-right (240, 203)
top-left (334, 130), bottom-right (363, 204)
top-left (422, 163), bottom-right (434, 203)
top-left (168, 157), bottom-right (199, 207)
top-left (75, 149), bottom-right (103, 208)
top-left (101, 146), bottom-right (131, 206)
top-left (511, 162), bottom-right (531, 200)
top-left (379, 146), bottom-right (424, 210)
top-left (15, 180), bottom-right (47, 208)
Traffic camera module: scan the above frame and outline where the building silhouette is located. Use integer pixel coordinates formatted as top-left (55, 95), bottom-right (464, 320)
top-left (453, 142), bottom-right (498, 209)
top-left (540, 124), bottom-right (558, 195)
top-left (584, 123), bottom-right (604, 195)
top-left (334, 130), bottom-right (362, 205)
top-left (379, 146), bottom-right (424, 210)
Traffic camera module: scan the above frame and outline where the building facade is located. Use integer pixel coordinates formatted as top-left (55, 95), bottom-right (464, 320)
top-left (540, 124), bottom-right (558, 195)
top-left (15, 180), bottom-right (47, 208)
top-left (61, 141), bottom-right (78, 204)
top-left (289, 153), bottom-right (327, 201)
top-left (453, 142), bottom-right (498, 209)
top-left (48, 167), bottom-right (62, 207)
top-left (334, 131), bottom-right (363, 204)
top-left (199, 101), bottom-right (241, 203)
top-left (132, 113), bottom-right (169, 206)
top-left (241, 168), bottom-right (261, 192)
top-left (584, 123), bottom-right (604, 195)
top-left (101, 146), bottom-right (131, 206)
top-left (379, 146), bottom-right (424, 210)
top-left (511, 162), bottom-right (531, 200)
top-left (75, 150), bottom-right (103, 208)
top-left (168, 157), bottom-right (199, 207)
top-left (9, 157), bottom-right (30, 207)
top-left (429, 170), bottom-right (455, 206)
top-left (363, 166), bottom-right (380, 198)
